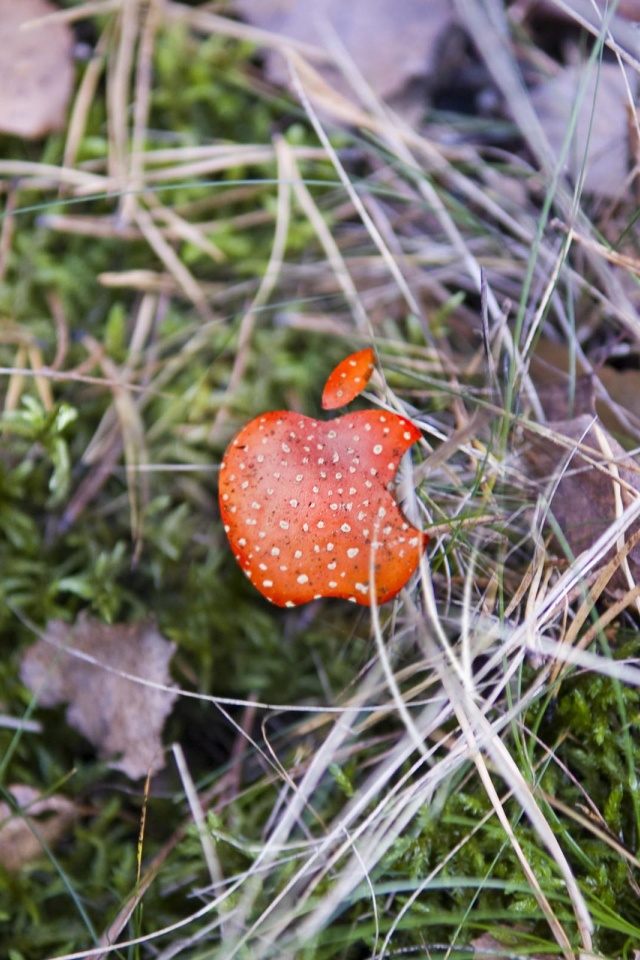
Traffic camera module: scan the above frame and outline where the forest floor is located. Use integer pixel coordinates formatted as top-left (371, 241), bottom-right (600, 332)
top-left (2, 1), bottom-right (640, 958)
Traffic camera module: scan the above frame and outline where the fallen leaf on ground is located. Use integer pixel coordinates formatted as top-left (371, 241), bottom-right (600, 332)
top-left (0, 785), bottom-right (77, 872)
top-left (531, 61), bottom-right (636, 199)
top-left (524, 413), bottom-right (640, 595)
top-left (0, 0), bottom-right (74, 139)
top-left (522, 0), bottom-right (640, 26)
top-left (471, 930), bottom-right (549, 958)
top-left (611, 0), bottom-right (640, 18)
top-left (235, 0), bottom-right (452, 104)
top-left (530, 339), bottom-right (640, 443)
top-left (20, 617), bottom-right (178, 779)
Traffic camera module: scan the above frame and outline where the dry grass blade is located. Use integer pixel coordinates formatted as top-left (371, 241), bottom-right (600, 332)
top-left (284, 127), bottom-right (373, 336)
top-left (208, 134), bottom-right (292, 444)
top-left (288, 51), bottom-right (421, 320)
top-left (0, 159), bottom-right (106, 190)
top-left (415, 557), bottom-right (594, 951)
top-left (106, 0), bottom-right (138, 200)
top-left (134, 205), bottom-right (214, 320)
top-left (164, 1), bottom-right (329, 61)
top-left (62, 19), bottom-right (113, 172)
top-left (82, 336), bottom-right (150, 546)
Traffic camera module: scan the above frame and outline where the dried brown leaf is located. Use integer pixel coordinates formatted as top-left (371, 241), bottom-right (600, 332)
top-left (236, 0), bottom-right (452, 103)
top-left (0, 785), bottom-right (77, 872)
top-left (20, 617), bottom-right (178, 779)
top-left (0, 0), bottom-right (74, 139)
top-left (531, 62), bottom-right (636, 199)
top-left (524, 414), bottom-right (640, 595)
top-left (471, 930), bottom-right (550, 958)
top-left (530, 338), bottom-right (640, 440)
top-left (523, 0), bottom-right (640, 27)
top-left (535, 373), bottom-right (596, 422)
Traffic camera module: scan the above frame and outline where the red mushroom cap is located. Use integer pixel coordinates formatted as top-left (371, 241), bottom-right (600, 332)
top-left (321, 348), bottom-right (375, 410)
top-left (219, 409), bottom-right (427, 606)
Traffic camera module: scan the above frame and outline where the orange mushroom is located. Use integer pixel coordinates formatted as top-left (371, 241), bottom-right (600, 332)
top-left (219, 351), bottom-right (428, 606)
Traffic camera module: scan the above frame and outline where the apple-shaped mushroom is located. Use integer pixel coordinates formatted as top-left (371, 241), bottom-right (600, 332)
top-left (219, 350), bottom-right (428, 606)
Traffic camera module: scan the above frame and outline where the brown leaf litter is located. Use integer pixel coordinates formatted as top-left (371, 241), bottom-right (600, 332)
top-left (531, 61), bottom-right (637, 200)
top-left (0, 0), bottom-right (74, 139)
top-left (236, 0), bottom-right (453, 108)
top-left (0, 785), bottom-right (78, 872)
top-left (20, 616), bottom-right (178, 780)
top-left (523, 376), bottom-right (640, 598)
